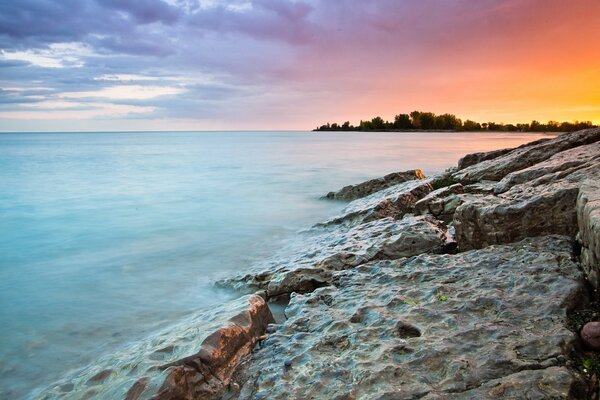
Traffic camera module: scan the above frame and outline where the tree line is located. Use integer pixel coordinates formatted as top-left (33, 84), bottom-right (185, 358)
top-left (314, 111), bottom-right (596, 132)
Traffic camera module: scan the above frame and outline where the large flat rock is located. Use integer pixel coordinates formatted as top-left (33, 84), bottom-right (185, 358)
top-left (231, 236), bottom-right (587, 399)
top-left (453, 163), bottom-right (599, 251)
top-left (493, 141), bottom-right (600, 194)
top-left (220, 215), bottom-right (448, 299)
top-left (452, 128), bottom-right (600, 183)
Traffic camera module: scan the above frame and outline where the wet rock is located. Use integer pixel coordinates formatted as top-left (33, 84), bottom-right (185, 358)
top-left (125, 377), bottom-right (149, 400)
top-left (324, 169), bottom-right (425, 200)
top-left (150, 295), bottom-right (274, 400)
top-left (231, 236), bottom-right (586, 399)
top-left (221, 216), bottom-right (447, 298)
top-left (86, 369), bottom-right (113, 384)
top-left (581, 321), bottom-right (600, 350)
top-left (319, 179), bottom-right (433, 226)
top-left (266, 268), bottom-right (332, 299)
top-left (422, 367), bottom-right (588, 399)
top-left (453, 128), bottom-right (600, 183)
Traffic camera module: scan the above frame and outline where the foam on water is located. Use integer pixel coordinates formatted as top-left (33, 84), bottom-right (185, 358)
top-left (0, 131), bottom-right (554, 398)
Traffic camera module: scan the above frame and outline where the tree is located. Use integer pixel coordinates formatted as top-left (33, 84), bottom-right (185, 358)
top-left (393, 114), bottom-right (412, 129)
top-left (463, 120), bottom-right (481, 131)
top-left (370, 116), bottom-right (386, 130)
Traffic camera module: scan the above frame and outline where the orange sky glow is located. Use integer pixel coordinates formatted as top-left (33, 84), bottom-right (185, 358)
top-left (1, 0), bottom-right (599, 131)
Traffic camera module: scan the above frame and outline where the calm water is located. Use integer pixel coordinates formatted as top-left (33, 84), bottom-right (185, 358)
top-left (0, 131), bottom-right (554, 398)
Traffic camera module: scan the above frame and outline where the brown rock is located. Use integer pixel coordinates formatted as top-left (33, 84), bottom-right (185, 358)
top-left (151, 295), bottom-right (274, 400)
top-left (581, 321), bottom-right (600, 350)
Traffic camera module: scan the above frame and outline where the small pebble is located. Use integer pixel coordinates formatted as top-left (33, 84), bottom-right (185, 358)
top-left (284, 359), bottom-right (292, 368)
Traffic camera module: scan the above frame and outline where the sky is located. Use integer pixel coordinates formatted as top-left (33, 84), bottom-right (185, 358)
top-left (0, 0), bottom-right (599, 131)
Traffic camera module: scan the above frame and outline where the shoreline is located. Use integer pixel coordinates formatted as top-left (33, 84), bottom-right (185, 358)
top-left (39, 129), bottom-right (600, 399)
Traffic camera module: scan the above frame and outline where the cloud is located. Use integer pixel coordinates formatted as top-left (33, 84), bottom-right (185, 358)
top-left (58, 85), bottom-right (186, 100)
top-left (0, 0), bottom-right (599, 130)
top-left (0, 103), bottom-right (156, 119)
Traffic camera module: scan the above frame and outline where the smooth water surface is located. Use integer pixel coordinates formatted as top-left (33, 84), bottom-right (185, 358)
top-left (0, 130), bottom-right (554, 397)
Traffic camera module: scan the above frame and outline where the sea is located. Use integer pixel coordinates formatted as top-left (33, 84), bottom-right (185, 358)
top-left (0, 130), bottom-right (554, 398)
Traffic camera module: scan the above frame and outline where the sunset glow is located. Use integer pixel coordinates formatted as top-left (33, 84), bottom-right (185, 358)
top-left (1, 0), bottom-right (599, 131)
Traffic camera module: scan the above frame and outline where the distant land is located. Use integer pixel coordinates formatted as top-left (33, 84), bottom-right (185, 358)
top-left (314, 111), bottom-right (597, 132)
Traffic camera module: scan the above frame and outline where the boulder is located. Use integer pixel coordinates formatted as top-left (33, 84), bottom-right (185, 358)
top-left (452, 128), bottom-right (600, 183)
top-left (325, 169), bottom-right (425, 200)
top-left (150, 295), bottom-right (274, 400)
top-left (453, 163), bottom-right (599, 251)
top-left (231, 236), bottom-right (587, 399)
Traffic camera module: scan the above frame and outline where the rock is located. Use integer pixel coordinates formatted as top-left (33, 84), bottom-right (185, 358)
top-left (457, 147), bottom-right (515, 170)
top-left (319, 179), bottom-right (432, 226)
top-left (415, 183), bottom-right (464, 220)
top-left (125, 377), bottom-right (149, 400)
top-left (453, 128), bottom-right (600, 183)
top-left (577, 170), bottom-right (600, 288)
top-left (422, 367), bottom-right (588, 399)
top-left (220, 216), bottom-right (448, 299)
top-left (580, 321), bottom-right (600, 350)
top-left (87, 369), bottom-right (113, 384)
top-left (231, 236), bottom-right (586, 399)
top-left (453, 163), bottom-right (600, 250)
top-left (325, 169), bottom-right (425, 201)
top-left (150, 295), bottom-right (274, 400)
top-left (494, 141), bottom-right (600, 194)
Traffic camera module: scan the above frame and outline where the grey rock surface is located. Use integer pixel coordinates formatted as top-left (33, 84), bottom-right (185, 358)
top-left (325, 170), bottom-right (424, 200)
top-left (454, 162), bottom-right (600, 251)
top-left (452, 128), bottom-right (600, 183)
top-left (319, 178), bottom-right (432, 226)
top-left (231, 236), bottom-right (586, 400)
top-left (493, 141), bottom-right (600, 194)
top-left (220, 215), bottom-right (447, 299)
top-left (415, 183), bottom-right (464, 220)
top-left (457, 147), bottom-right (514, 170)
top-left (577, 167), bottom-right (600, 288)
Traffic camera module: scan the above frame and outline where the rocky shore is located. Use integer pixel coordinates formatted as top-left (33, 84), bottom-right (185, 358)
top-left (129, 129), bottom-right (599, 399)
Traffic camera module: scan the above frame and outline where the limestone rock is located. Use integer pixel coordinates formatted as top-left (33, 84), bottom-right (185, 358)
top-left (457, 147), bottom-right (514, 170)
top-left (578, 169), bottom-right (600, 288)
top-left (219, 216), bottom-right (447, 299)
top-left (415, 183), bottom-right (464, 220)
top-left (494, 141), bottom-right (600, 194)
top-left (319, 179), bottom-right (432, 226)
top-left (453, 128), bottom-right (600, 183)
top-left (325, 170), bottom-right (425, 201)
top-left (151, 295), bottom-right (274, 400)
top-left (231, 236), bottom-right (586, 399)
top-left (453, 163), bottom-right (600, 251)
top-left (422, 367), bottom-right (587, 399)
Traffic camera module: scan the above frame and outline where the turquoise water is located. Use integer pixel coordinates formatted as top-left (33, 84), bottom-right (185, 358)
top-left (0, 131), bottom-right (553, 398)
